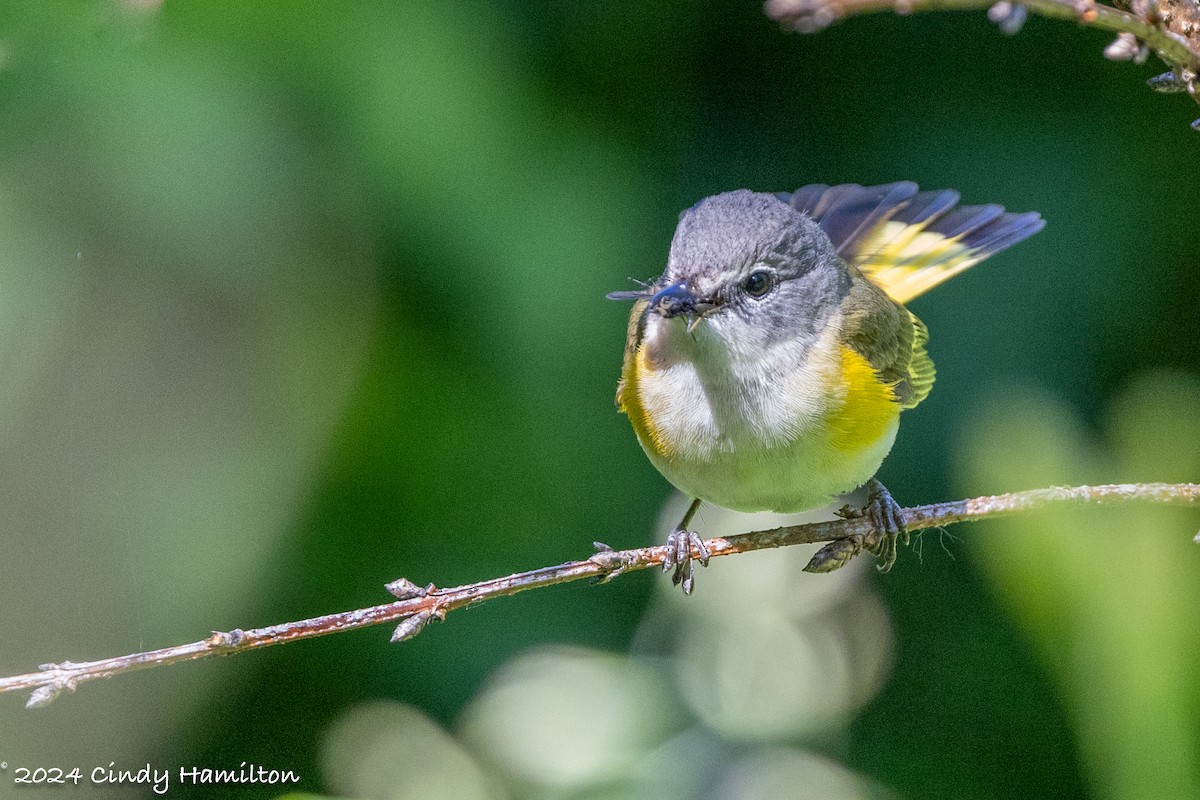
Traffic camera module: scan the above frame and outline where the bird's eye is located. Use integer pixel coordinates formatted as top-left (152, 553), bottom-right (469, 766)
top-left (742, 270), bottom-right (773, 298)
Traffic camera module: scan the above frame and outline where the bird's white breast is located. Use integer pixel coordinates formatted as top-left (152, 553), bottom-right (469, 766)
top-left (630, 314), bottom-right (899, 513)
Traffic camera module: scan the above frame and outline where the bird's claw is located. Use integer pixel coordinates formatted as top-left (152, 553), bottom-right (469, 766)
top-left (811, 479), bottom-right (908, 573)
top-left (662, 529), bottom-right (710, 595)
top-left (863, 477), bottom-right (909, 573)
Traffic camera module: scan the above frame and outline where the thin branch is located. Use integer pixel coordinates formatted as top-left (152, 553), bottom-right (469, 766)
top-left (766, 0), bottom-right (1200, 124)
top-left (2, 482), bottom-right (1197, 709)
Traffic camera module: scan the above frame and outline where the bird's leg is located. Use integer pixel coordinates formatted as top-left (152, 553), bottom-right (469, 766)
top-left (815, 478), bottom-right (908, 573)
top-left (662, 497), bottom-right (710, 594)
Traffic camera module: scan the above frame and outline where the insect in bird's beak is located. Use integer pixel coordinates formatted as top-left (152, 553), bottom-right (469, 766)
top-left (647, 281), bottom-right (716, 333)
top-left (606, 279), bottom-right (715, 335)
top-left (605, 277), bottom-right (656, 302)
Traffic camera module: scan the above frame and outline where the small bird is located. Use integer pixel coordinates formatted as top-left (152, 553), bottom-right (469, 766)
top-left (609, 182), bottom-right (1044, 593)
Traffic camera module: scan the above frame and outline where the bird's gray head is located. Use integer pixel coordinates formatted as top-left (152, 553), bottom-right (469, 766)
top-left (610, 190), bottom-right (850, 352)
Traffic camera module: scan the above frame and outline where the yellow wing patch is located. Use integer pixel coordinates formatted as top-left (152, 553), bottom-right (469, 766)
top-left (855, 220), bottom-right (981, 304)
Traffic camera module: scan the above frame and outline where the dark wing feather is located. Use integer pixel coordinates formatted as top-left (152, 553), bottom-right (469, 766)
top-left (780, 182), bottom-right (1044, 303)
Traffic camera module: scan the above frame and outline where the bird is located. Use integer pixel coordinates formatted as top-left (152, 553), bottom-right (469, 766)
top-left (608, 182), bottom-right (1044, 593)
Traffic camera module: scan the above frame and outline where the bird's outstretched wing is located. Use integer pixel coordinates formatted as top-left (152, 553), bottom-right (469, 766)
top-left (779, 182), bottom-right (1044, 304)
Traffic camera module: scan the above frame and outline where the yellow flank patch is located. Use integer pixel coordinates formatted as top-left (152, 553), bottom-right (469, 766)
top-left (620, 334), bottom-right (899, 471)
top-left (827, 345), bottom-right (900, 453)
top-left (619, 344), bottom-right (676, 461)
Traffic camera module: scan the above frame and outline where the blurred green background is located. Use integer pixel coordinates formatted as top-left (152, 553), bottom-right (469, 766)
top-left (0, 1), bottom-right (1197, 798)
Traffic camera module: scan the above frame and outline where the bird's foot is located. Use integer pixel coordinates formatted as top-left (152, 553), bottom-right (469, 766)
top-left (662, 528), bottom-right (710, 595)
top-left (808, 478), bottom-right (908, 573)
top-left (860, 477), bottom-right (909, 572)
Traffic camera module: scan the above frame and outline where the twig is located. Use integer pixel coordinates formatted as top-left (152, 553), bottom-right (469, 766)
top-left (2, 482), bottom-right (1197, 709)
top-left (766, 0), bottom-right (1200, 125)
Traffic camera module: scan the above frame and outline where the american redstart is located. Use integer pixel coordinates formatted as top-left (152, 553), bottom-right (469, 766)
top-left (608, 182), bottom-right (1043, 593)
